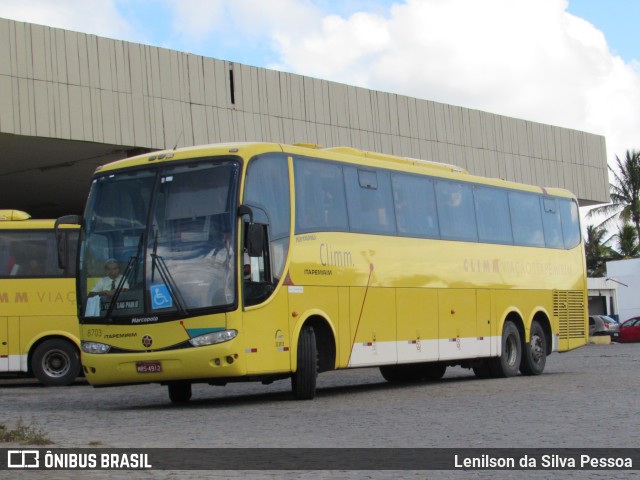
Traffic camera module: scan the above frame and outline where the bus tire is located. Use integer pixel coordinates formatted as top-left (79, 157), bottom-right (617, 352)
top-left (379, 364), bottom-right (425, 382)
top-left (472, 360), bottom-right (493, 378)
top-left (291, 325), bottom-right (318, 400)
top-left (168, 382), bottom-right (192, 403)
top-left (520, 321), bottom-right (547, 376)
top-left (423, 363), bottom-right (447, 381)
top-left (379, 365), bottom-right (403, 382)
top-left (490, 321), bottom-right (521, 378)
top-left (31, 338), bottom-right (81, 387)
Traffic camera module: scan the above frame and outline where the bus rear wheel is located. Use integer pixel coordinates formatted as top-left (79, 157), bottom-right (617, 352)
top-left (31, 338), bottom-right (81, 386)
top-left (168, 382), bottom-right (192, 404)
top-left (380, 365), bottom-right (420, 382)
top-left (520, 321), bottom-right (547, 376)
top-left (423, 363), bottom-right (447, 380)
top-left (472, 360), bottom-right (493, 378)
top-left (291, 325), bottom-right (318, 400)
top-left (490, 321), bottom-right (521, 378)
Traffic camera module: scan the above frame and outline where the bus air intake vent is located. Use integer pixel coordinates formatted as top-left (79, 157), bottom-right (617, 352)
top-left (554, 290), bottom-right (586, 339)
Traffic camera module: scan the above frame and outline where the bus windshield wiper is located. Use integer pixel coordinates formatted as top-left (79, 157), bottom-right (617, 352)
top-left (104, 233), bottom-right (143, 321)
top-left (151, 230), bottom-right (188, 315)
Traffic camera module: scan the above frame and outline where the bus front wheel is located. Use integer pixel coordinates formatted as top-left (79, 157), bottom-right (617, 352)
top-left (31, 338), bottom-right (81, 387)
top-left (520, 321), bottom-right (547, 376)
top-left (490, 321), bottom-right (521, 378)
top-left (291, 325), bottom-right (318, 400)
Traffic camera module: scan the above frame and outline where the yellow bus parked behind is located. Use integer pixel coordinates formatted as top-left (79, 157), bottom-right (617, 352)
top-left (59, 143), bottom-right (587, 402)
top-left (0, 210), bottom-right (81, 386)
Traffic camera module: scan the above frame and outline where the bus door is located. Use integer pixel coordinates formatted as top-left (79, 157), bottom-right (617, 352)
top-left (242, 288), bottom-right (290, 375)
top-left (241, 226), bottom-right (290, 375)
top-left (240, 153), bottom-right (293, 375)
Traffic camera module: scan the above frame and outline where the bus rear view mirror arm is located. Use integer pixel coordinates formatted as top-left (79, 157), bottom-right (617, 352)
top-left (54, 215), bottom-right (81, 269)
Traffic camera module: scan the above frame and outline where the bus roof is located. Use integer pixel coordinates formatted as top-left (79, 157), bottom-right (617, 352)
top-left (0, 209), bottom-right (31, 221)
top-left (0, 210), bottom-right (79, 230)
top-left (94, 142), bottom-right (577, 200)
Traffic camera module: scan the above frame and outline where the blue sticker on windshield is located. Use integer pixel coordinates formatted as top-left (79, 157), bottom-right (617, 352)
top-left (151, 284), bottom-right (173, 310)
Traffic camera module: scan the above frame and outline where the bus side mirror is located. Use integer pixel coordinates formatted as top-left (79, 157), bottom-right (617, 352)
top-left (246, 224), bottom-right (265, 257)
top-left (54, 215), bottom-right (81, 269)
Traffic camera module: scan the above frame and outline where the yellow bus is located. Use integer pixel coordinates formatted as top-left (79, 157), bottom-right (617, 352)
top-left (59, 143), bottom-right (587, 403)
top-left (0, 210), bottom-right (81, 386)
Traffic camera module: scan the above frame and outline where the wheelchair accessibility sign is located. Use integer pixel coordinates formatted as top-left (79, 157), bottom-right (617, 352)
top-left (150, 284), bottom-right (173, 310)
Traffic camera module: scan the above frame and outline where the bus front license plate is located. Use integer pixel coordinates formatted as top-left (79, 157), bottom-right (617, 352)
top-left (136, 361), bottom-right (162, 373)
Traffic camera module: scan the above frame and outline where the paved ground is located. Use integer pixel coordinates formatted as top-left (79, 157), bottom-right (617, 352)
top-left (1, 342), bottom-right (639, 479)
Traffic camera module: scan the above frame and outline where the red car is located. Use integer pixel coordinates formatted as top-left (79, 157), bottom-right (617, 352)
top-left (618, 317), bottom-right (640, 343)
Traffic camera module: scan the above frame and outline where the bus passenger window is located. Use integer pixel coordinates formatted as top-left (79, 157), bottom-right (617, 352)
top-left (1, 234), bottom-right (64, 278)
top-left (509, 192), bottom-right (545, 247)
top-left (474, 186), bottom-right (513, 244)
top-left (344, 167), bottom-right (395, 235)
top-left (435, 180), bottom-right (478, 242)
top-left (542, 198), bottom-right (564, 249)
top-left (391, 174), bottom-right (439, 238)
top-left (559, 199), bottom-right (581, 249)
top-left (294, 158), bottom-right (348, 234)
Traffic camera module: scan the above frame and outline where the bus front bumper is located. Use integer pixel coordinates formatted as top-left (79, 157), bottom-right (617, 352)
top-left (81, 342), bottom-right (247, 386)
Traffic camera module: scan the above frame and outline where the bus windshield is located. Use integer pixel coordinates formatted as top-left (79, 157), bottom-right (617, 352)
top-left (79, 160), bottom-right (240, 322)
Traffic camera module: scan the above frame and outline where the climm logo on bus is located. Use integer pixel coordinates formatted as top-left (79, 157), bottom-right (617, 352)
top-left (0, 291), bottom-right (75, 304)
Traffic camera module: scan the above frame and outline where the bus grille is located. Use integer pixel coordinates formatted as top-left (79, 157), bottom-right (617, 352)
top-left (554, 290), bottom-right (586, 339)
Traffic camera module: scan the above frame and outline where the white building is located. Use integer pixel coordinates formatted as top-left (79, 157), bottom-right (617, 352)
top-left (606, 258), bottom-right (640, 322)
top-left (587, 277), bottom-right (618, 319)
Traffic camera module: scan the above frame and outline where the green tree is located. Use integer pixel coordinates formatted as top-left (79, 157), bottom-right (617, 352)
top-left (584, 224), bottom-right (617, 277)
top-left (587, 150), bottom-right (640, 247)
top-left (609, 223), bottom-right (639, 258)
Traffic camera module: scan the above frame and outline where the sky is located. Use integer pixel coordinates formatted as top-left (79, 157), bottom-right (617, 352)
top-left (0, 1), bottom-right (639, 210)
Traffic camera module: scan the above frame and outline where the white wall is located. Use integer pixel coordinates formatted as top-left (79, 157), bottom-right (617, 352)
top-left (606, 258), bottom-right (640, 321)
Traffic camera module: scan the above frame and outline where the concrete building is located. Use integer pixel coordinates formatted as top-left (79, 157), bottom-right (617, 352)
top-left (0, 17), bottom-right (610, 218)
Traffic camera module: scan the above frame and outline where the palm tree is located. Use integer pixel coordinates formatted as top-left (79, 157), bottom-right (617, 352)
top-left (587, 150), bottom-right (640, 246)
top-left (609, 223), bottom-right (639, 258)
top-left (584, 224), bottom-right (617, 277)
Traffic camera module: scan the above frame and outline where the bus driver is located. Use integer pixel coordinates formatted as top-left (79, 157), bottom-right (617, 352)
top-left (88, 259), bottom-right (130, 298)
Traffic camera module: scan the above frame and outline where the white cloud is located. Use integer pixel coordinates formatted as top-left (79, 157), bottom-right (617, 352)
top-left (0, 0), bottom-right (135, 42)
top-left (265, 0), bottom-right (640, 164)
top-left (164, 0), bottom-right (321, 57)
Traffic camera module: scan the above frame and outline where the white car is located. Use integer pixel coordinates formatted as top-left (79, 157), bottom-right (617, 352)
top-left (588, 315), bottom-right (620, 341)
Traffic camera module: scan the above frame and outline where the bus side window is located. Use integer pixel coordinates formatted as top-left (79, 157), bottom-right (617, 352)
top-left (509, 191), bottom-right (545, 247)
top-left (435, 180), bottom-right (478, 242)
top-left (391, 173), bottom-right (439, 238)
top-left (294, 157), bottom-right (348, 233)
top-left (344, 167), bottom-right (396, 235)
top-left (542, 198), bottom-right (564, 249)
top-left (244, 154), bottom-right (291, 279)
top-left (559, 199), bottom-right (581, 249)
top-left (243, 222), bottom-right (273, 306)
top-left (474, 186), bottom-right (513, 244)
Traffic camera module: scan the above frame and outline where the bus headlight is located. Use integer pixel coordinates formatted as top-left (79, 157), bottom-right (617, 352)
top-left (81, 341), bottom-right (112, 354)
top-left (189, 329), bottom-right (238, 347)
